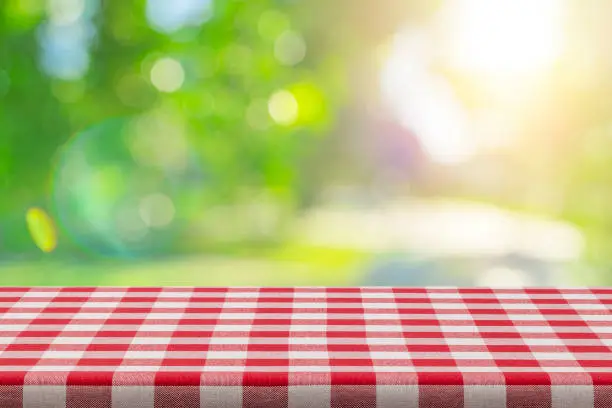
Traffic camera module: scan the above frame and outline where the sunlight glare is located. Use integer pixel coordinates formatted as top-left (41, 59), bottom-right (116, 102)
top-left (448, 0), bottom-right (565, 77)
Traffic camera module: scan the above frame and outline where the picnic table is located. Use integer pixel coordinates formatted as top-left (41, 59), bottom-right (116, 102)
top-left (0, 287), bottom-right (609, 407)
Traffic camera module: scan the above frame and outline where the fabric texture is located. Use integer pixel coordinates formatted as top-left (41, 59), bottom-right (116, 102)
top-left (0, 287), bottom-right (609, 407)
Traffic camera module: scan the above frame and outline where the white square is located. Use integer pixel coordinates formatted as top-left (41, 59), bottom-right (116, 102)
top-left (595, 326), bottom-right (612, 333)
top-left (289, 337), bottom-right (327, 345)
top-left (41, 350), bottom-right (84, 359)
top-left (89, 291), bottom-right (125, 297)
top-left (532, 352), bottom-right (576, 360)
top-left (373, 366), bottom-right (416, 373)
top-left (464, 385), bottom-right (506, 408)
top-left (217, 313), bottom-right (255, 320)
top-left (200, 386), bottom-right (242, 408)
top-left (524, 338), bottom-right (564, 346)
top-left (363, 303), bottom-right (392, 309)
top-left (506, 314), bottom-right (546, 321)
top-left (112, 385), bottom-right (154, 408)
top-left (361, 293), bottom-right (394, 299)
top-left (451, 352), bottom-right (493, 360)
top-left (572, 303), bottom-right (607, 310)
top-left (499, 303), bottom-right (534, 309)
top-left (123, 351), bottom-right (167, 359)
top-left (514, 325), bottom-right (554, 333)
top-left (366, 325), bottom-right (403, 333)
top-left (291, 325), bottom-right (325, 332)
top-left (151, 302), bottom-right (189, 308)
top-left (562, 293), bottom-right (598, 300)
top-left (72, 313), bottom-right (112, 320)
top-left (376, 385), bottom-right (419, 408)
top-left (158, 292), bottom-right (191, 298)
top-left (221, 302), bottom-right (257, 309)
top-left (495, 292), bottom-right (530, 300)
top-left (115, 366), bottom-right (156, 372)
top-left (600, 339), bottom-right (612, 347)
top-left (145, 313), bottom-right (184, 320)
top-left (369, 351), bottom-right (410, 359)
top-left (294, 293), bottom-right (326, 299)
top-left (2, 313), bottom-right (38, 319)
top-left (22, 291), bottom-right (58, 298)
top-left (436, 314), bottom-right (472, 320)
top-left (289, 366), bottom-right (331, 372)
top-left (80, 302), bottom-right (115, 308)
top-left (431, 303), bottom-right (459, 310)
top-left (227, 292), bottom-right (258, 298)
top-left (429, 292), bottom-right (461, 299)
top-left (288, 385), bottom-right (331, 408)
top-left (445, 338), bottom-right (485, 346)
top-left (440, 325), bottom-right (479, 334)
top-left (365, 337), bottom-right (405, 346)
top-left (294, 292), bottom-right (326, 298)
top-left (291, 313), bottom-right (326, 320)
top-left (29, 365), bottom-right (75, 372)
top-left (545, 367), bottom-right (587, 373)
top-left (364, 313), bottom-right (399, 320)
top-left (0, 325), bottom-right (27, 331)
top-left (583, 314), bottom-right (612, 321)
top-left (130, 337), bottom-right (172, 345)
top-left (136, 325), bottom-right (178, 332)
top-left (460, 366), bottom-right (502, 373)
top-left (205, 351), bottom-right (247, 359)
top-left (208, 337), bottom-right (248, 345)
top-left (551, 385), bottom-right (594, 408)
top-left (289, 351), bottom-right (329, 359)
top-left (52, 337), bottom-right (92, 344)
top-left (292, 303), bottom-right (322, 309)
top-left (213, 325), bottom-right (251, 332)
top-left (23, 385), bottom-right (66, 408)
top-left (61, 324), bottom-right (105, 332)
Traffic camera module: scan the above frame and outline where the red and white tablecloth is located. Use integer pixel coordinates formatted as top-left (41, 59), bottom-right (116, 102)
top-left (0, 287), bottom-right (611, 407)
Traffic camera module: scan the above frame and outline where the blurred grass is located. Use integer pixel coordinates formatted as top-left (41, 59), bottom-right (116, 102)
top-left (0, 243), bottom-right (371, 286)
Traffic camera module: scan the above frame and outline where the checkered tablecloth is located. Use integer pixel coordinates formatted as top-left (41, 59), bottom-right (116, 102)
top-left (0, 287), bottom-right (611, 407)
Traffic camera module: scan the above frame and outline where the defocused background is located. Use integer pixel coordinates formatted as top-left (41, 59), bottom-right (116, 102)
top-left (0, 0), bottom-right (609, 286)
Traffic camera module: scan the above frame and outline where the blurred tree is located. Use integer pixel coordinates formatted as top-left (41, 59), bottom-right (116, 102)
top-left (0, 1), bottom-right (71, 255)
top-left (1, 0), bottom-right (351, 256)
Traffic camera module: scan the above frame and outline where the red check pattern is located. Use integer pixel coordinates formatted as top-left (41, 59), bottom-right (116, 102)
top-left (0, 287), bottom-right (611, 407)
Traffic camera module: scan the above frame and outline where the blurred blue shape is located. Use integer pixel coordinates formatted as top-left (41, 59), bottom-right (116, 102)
top-left (38, 0), bottom-right (99, 80)
top-left (38, 20), bottom-right (94, 80)
top-left (362, 255), bottom-right (448, 286)
top-left (146, 0), bottom-right (213, 34)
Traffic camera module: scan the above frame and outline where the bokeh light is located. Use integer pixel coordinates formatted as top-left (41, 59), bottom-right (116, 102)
top-left (268, 89), bottom-right (299, 126)
top-left (139, 193), bottom-right (176, 228)
top-left (150, 57), bottom-right (185, 93)
top-left (274, 30), bottom-right (307, 66)
top-left (26, 207), bottom-right (58, 253)
top-left (47, 0), bottom-right (85, 25)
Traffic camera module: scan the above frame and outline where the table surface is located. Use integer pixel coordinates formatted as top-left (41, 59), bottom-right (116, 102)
top-left (0, 287), bottom-right (611, 407)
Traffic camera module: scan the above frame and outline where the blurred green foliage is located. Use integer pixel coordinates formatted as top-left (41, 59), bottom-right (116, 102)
top-left (4, 0), bottom-right (611, 287)
top-left (0, 0), bottom-right (355, 257)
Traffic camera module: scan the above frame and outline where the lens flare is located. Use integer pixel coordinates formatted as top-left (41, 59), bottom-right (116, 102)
top-left (26, 207), bottom-right (58, 253)
top-left (51, 116), bottom-right (205, 258)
